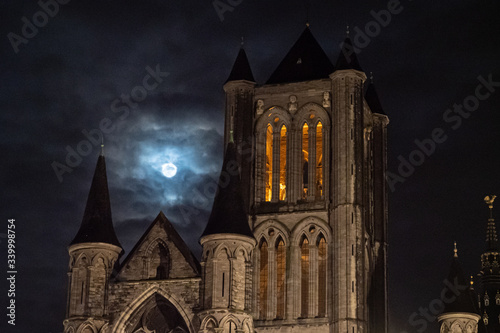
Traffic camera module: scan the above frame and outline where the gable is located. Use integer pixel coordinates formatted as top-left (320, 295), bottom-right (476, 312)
top-left (116, 212), bottom-right (200, 281)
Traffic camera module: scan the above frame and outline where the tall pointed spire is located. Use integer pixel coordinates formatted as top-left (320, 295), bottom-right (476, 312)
top-left (484, 195), bottom-right (498, 251)
top-left (70, 154), bottom-right (121, 247)
top-left (365, 74), bottom-right (386, 115)
top-left (226, 46), bottom-right (255, 83)
top-left (201, 142), bottom-right (253, 238)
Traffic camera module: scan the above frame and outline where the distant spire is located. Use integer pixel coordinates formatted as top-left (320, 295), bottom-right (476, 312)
top-left (335, 35), bottom-right (363, 71)
top-left (226, 47), bottom-right (255, 83)
top-left (454, 241), bottom-right (458, 258)
top-left (484, 195), bottom-right (498, 251)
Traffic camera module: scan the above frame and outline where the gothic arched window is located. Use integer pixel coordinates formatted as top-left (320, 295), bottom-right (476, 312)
top-left (315, 121), bottom-right (323, 198)
top-left (302, 123), bottom-right (309, 199)
top-left (276, 237), bottom-right (286, 319)
top-left (300, 236), bottom-right (310, 317)
top-left (259, 239), bottom-right (269, 319)
top-left (318, 235), bottom-right (327, 316)
top-left (265, 124), bottom-right (273, 202)
top-left (279, 125), bottom-right (287, 201)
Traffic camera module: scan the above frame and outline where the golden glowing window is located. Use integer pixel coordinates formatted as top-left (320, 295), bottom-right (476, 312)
top-left (279, 126), bottom-right (287, 201)
top-left (302, 123), bottom-right (309, 199)
top-left (318, 236), bottom-right (327, 317)
top-left (265, 125), bottom-right (273, 202)
top-left (300, 237), bottom-right (309, 317)
top-left (259, 240), bottom-right (269, 319)
top-left (316, 122), bottom-right (323, 198)
top-left (276, 238), bottom-right (286, 319)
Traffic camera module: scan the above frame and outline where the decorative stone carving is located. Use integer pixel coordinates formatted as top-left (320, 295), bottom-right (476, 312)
top-left (288, 95), bottom-right (298, 113)
top-left (256, 99), bottom-right (264, 115)
top-left (322, 91), bottom-right (331, 108)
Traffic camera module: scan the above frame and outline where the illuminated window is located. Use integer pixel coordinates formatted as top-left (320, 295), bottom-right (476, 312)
top-left (276, 237), bottom-right (286, 319)
top-left (318, 236), bottom-right (327, 317)
top-left (279, 126), bottom-right (287, 201)
top-left (315, 122), bottom-right (323, 198)
top-left (259, 240), bottom-right (269, 319)
top-left (300, 237), bottom-right (309, 317)
top-left (265, 125), bottom-right (273, 201)
top-left (302, 123), bottom-right (309, 199)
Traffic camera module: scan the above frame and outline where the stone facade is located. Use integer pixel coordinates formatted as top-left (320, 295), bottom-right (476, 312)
top-left (64, 28), bottom-right (389, 333)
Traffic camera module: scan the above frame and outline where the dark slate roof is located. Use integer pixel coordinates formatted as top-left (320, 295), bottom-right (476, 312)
top-left (335, 37), bottom-right (363, 71)
top-left (71, 155), bottom-right (121, 247)
top-left (266, 27), bottom-right (334, 84)
top-left (365, 82), bottom-right (386, 115)
top-left (201, 142), bottom-right (254, 238)
top-left (118, 211), bottom-right (201, 276)
top-left (442, 256), bottom-right (479, 315)
top-left (226, 48), bottom-right (255, 83)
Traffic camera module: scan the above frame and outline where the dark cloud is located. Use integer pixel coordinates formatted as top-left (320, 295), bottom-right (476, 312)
top-left (1, 0), bottom-right (500, 331)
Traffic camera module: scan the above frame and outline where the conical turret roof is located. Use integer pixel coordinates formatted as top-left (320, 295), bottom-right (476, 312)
top-left (226, 47), bottom-right (255, 83)
top-left (201, 141), bottom-right (253, 238)
top-left (365, 80), bottom-right (386, 115)
top-left (442, 246), bottom-right (479, 315)
top-left (70, 154), bottom-right (121, 247)
top-left (266, 26), bottom-right (334, 84)
top-left (335, 36), bottom-right (363, 72)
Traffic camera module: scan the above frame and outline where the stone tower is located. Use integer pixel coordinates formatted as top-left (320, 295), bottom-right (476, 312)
top-left (224, 26), bottom-right (389, 333)
top-left (198, 140), bottom-right (257, 332)
top-left (477, 195), bottom-right (500, 332)
top-left (64, 152), bottom-right (123, 333)
top-left (438, 244), bottom-right (481, 333)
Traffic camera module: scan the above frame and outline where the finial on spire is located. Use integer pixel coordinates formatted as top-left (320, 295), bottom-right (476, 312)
top-left (470, 275), bottom-right (474, 288)
top-left (346, 25), bottom-right (350, 37)
top-left (370, 72), bottom-right (374, 84)
top-left (241, 36), bottom-right (244, 48)
top-left (306, 22), bottom-right (310, 27)
top-left (100, 136), bottom-right (104, 156)
top-left (485, 195), bottom-right (497, 219)
top-left (454, 241), bottom-right (458, 258)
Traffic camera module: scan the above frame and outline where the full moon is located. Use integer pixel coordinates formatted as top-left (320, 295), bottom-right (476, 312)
top-left (161, 163), bottom-right (177, 178)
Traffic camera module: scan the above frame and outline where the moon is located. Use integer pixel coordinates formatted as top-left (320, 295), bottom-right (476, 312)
top-left (161, 163), bottom-right (177, 178)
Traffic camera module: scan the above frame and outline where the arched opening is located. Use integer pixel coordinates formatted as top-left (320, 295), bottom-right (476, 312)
top-left (317, 235), bottom-right (327, 317)
top-left (315, 121), bottom-right (323, 198)
top-left (300, 236), bottom-right (310, 317)
top-left (223, 320), bottom-right (237, 333)
top-left (259, 239), bottom-right (269, 319)
top-left (265, 124), bottom-right (273, 202)
top-left (302, 123), bottom-right (309, 199)
top-left (279, 125), bottom-right (287, 201)
top-left (276, 237), bottom-right (286, 319)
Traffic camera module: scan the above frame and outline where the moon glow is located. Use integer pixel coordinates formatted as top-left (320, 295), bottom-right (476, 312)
top-left (161, 163), bottom-right (177, 178)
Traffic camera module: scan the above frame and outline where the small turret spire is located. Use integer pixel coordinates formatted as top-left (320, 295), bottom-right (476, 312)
top-left (454, 241), bottom-right (458, 258)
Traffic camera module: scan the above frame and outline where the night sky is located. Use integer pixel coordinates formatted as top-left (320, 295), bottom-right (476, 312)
top-left (1, 0), bottom-right (500, 332)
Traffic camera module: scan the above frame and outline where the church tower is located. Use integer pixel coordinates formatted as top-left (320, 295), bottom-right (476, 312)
top-left (63, 151), bottom-right (122, 333)
top-left (438, 243), bottom-right (481, 333)
top-left (477, 195), bottom-right (500, 331)
top-left (224, 26), bottom-right (389, 333)
top-left (198, 139), bottom-right (256, 333)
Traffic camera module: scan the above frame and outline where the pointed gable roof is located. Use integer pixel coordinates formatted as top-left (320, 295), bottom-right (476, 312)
top-left (201, 142), bottom-right (253, 238)
top-left (365, 81), bottom-right (386, 115)
top-left (226, 48), bottom-right (255, 83)
top-left (335, 37), bottom-right (363, 71)
top-left (118, 212), bottom-right (200, 279)
top-left (71, 154), bottom-right (121, 248)
top-left (441, 249), bottom-right (479, 315)
top-left (266, 27), bottom-right (334, 84)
